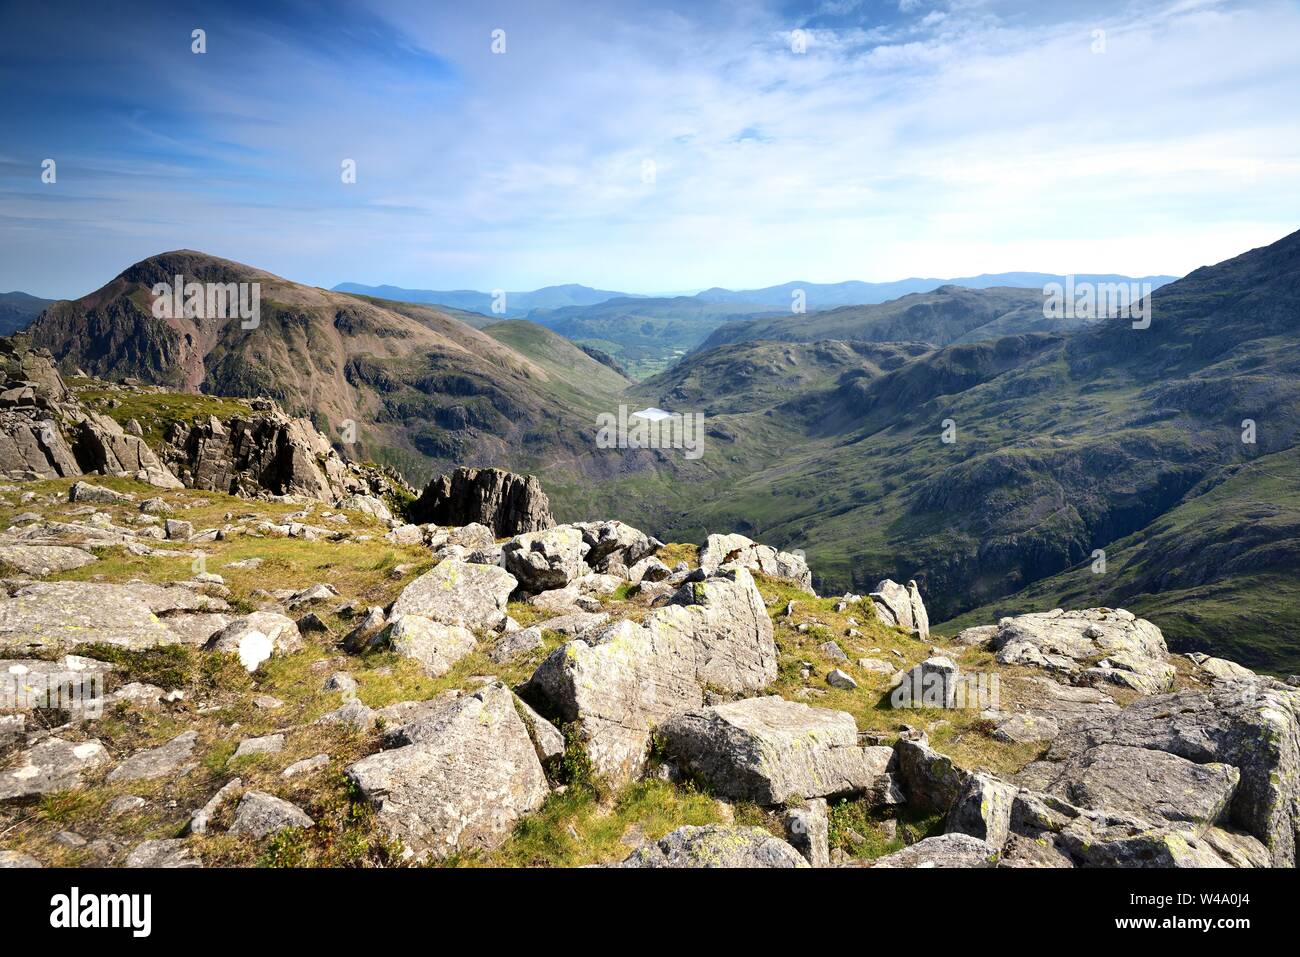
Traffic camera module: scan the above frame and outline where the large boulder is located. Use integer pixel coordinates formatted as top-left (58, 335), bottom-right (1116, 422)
top-left (892, 738), bottom-right (970, 814)
top-left (525, 568), bottom-right (776, 783)
top-left (204, 612), bottom-right (301, 672)
top-left (660, 696), bottom-right (882, 804)
top-left (867, 833), bottom-right (998, 868)
top-left (383, 615), bottom-right (477, 677)
top-left (388, 559), bottom-right (517, 631)
top-left (409, 466), bottom-right (554, 536)
top-left (574, 520), bottom-right (658, 573)
top-left (617, 825), bottom-right (808, 868)
top-left (502, 525), bottom-right (589, 593)
top-left (869, 579), bottom-right (930, 639)
top-left (985, 608), bottom-right (1175, 695)
top-left (1019, 678), bottom-right (1300, 866)
top-left (346, 682), bottom-right (548, 861)
top-left (698, 533), bottom-right (813, 594)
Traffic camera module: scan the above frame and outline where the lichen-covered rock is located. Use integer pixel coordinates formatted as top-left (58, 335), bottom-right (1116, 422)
top-left (502, 525), bottom-right (589, 593)
top-left (1036, 744), bottom-right (1240, 830)
top-left (0, 737), bottom-right (110, 801)
top-left (0, 581), bottom-right (184, 654)
top-left (409, 466), bottom-right (554, 536)
top-left (988, 608), bottom-right (1174, 695)
top-left (204, 612), bottom-right (301, 672)
top-left (229, 791), bottom-right (314, 837)
top-left (0, 544), bottom-right (97, 576)
top-left (525, 568), bottom-right (777, 784)
top-left (617, 825), bottom-right (808, 868)
top-left (945, 772), bottom-right (1017, 851)
top-left (660, 697), bottom-right (880, 804)
top-left (698, 532), bottom-right (813, 594)
top-left (388, 559), bottom-right (517, 631)
top-left (384, 615), bottom-right (477, 677)
top-left (346, 682), bottom-right (548, 861)
top-left (867, 833), bottom-right (999, 868)
top-left (783, 797), bottom-right (830, 867)
top-left (892, 738), bottom-right (970, 815)
top-left (1025, 679), bottom-right (1300, 865)
top-left (869, 579), bottom-right (930, 639)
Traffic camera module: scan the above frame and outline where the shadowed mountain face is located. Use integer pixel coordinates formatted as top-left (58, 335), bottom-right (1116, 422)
top-left (0, 291), bottom-right (55, 335)
top-left (26, 251), bottom-right (630, 486)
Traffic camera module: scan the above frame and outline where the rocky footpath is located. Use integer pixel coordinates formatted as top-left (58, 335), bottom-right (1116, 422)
top-left (0, 453), bottom-right (1296, 868)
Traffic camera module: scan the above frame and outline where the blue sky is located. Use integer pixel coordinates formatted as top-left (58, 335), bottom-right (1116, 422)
top-left (2, 0), bottom-right (1298, 298)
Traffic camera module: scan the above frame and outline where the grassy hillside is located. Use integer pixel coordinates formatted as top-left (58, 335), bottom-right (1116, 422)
top-left (939, 445), bottom-right (1300, 673)
top-left (529, 296), bottom-right (781, 379)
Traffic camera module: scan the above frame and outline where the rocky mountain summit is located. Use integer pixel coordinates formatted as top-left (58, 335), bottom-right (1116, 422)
top-left (0, 422), bottom-right (1294, 867)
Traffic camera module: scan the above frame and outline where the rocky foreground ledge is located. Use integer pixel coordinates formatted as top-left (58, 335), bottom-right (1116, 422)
top-left (0, 343), bottom-right (1296, 869)
top-left (0, 465), bottom-right (1294, 869)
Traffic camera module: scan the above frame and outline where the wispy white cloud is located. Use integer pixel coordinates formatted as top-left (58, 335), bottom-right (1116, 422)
top-left (0, 0), bottom-right (1297, 296)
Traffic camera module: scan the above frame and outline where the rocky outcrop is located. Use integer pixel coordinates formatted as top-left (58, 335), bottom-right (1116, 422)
top-left (524, 567), bottom-right (777, 784)
top-left (409, 466), bottom-right (555, 536)
top-left (869, 579), bottom-right (930, 639)
top-left (962, 608), bottom-right (1175, 695)
top-left (73, 411), bottom-right (182, 489)
top-left (388, 559), bottom-right (517, 631)
top-left (1018, 677), bottom-right (1300, 866)
top-left (160, 402), bottom-right (397, 504)
top-left (660, 697), bottom-right (883, 804)
top-left (346, 683), bottom-right (549, 861)
top-left (617, 825), bottom-right (808, 868)
top-left (698, 533), bottom-right (813, 594)
top-left (502, 525), bottom-right (589, 593)
top-left (575, 520), bottom-right (659, 574)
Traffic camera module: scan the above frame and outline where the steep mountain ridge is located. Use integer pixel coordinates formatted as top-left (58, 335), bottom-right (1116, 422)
top-left (27, 251), bottom-right (627, 486)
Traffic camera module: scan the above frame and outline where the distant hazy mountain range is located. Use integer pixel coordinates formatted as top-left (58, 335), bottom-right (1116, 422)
top-left (333, 272), bottom-right (1178, 378)
top-left (0, 291), bottom-right (56, 335)
top-left (330, 282), bottom-right (641, 316)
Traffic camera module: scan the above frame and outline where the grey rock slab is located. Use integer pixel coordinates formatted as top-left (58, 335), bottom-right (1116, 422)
top-left (0, 544), bottom-right (97, 576)
top-left (229, 790), bottom-right (314, 837)
top-left (124, 839), bottom-right (200, 868)
top-left (108, 730), bottom-right (198, 782)
top-left (389, 559), bottom-right (516, 630)
top-left (660, 696), bottom-right (878, 804)
top-left (617, 824), bottom-right (808, 868)
top-left (867, 833), bottom-right (998, 868)
top-left (0, 737), bottom-right (109, 801)
top-left (346, 682), bottom-right (547, 861)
